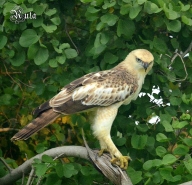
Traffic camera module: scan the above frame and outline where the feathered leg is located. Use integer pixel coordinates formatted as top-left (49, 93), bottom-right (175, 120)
top-left (92, 103), bottom-right (130, 169)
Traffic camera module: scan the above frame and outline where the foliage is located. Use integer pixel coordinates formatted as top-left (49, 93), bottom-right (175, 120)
top-left (0, 0), bottom-right (192, 184)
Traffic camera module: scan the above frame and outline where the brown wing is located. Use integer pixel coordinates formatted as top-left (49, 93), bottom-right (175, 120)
top-left (49, 67), bottom-right (138, 114)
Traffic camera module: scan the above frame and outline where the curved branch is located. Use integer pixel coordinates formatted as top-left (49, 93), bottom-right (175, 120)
top-left (0, 146), bottom-right (87, 185)
top-left (0, 146), bottom-right (133, 185)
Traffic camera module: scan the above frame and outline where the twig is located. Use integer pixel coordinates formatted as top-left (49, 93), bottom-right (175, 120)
top-left (26, 167), bottom-right (35, 185)
top-left (168, 52), bottom-right (188, 81)
top-left (0, 71), bottom-right (22, 75)
top-left (0, 128), bottom-right (20, 132)
top-left (64, 20), bottom-right (80, 55)
top-left (3, 64), bottom-right (23, 91)
top-left (181, 41), bottom-right (192, 58)
top-left (21, 171), bottom-right (25, 185)
top-left (0, 157), bottom-right (13, 173)
top-left (14, 77), bottom-right (34, 88)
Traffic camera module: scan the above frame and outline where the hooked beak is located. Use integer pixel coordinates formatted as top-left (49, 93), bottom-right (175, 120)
top-left (143, 62), bottom-right (149, 72)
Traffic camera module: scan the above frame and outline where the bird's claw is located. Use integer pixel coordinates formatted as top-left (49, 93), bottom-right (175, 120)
top-left (111, 155), bottom-right (131, 170)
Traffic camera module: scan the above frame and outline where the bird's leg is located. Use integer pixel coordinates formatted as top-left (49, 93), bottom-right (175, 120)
top-left (92, 103), bottom-right (130, 170)
top-left (98, 135), bottom-right (130, 170)
top-left (98, 140), bottom-right (109, 156)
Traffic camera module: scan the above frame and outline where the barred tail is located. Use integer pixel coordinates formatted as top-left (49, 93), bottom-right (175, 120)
top-left (11, 109), bottom-right (60, 141)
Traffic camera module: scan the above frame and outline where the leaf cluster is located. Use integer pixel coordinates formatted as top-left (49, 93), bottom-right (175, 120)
top-left (0, 0), bottom-right (192, 184)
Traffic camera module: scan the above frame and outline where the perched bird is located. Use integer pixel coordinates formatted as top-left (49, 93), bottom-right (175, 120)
top-left (11, 49), bottom-right (154, 169)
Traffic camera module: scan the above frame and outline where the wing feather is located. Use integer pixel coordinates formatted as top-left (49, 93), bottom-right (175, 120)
top-left (49, 67), bottom-right (138, 113)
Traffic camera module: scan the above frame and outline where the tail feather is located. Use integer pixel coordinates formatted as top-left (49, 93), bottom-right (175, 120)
top-left (11, 109), bottom-right (60, 141)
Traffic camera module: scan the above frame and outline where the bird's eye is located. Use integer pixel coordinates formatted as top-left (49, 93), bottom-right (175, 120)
top-left (136, 58), bottom-right (143, 63)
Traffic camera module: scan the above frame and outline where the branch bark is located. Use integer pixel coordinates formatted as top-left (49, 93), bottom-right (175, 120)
top-left (179, 181), bottom-right (192, 185)
top-left (0, 146), bottom-right (133, 185)
top-left (0, 146), bottom-right (87, 185)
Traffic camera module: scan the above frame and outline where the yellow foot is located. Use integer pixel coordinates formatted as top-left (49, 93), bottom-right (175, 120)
top-left (111, 156), bottom-right (131, 170)
top-left (98, 148), bottom-right (109, 156)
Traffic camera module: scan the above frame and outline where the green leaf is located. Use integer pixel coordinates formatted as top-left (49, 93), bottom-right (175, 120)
top-left (127, 167), bottom-right (142, 184)
top-left (10, 50), bottom-right (25, 66)
top-left (184, 158), bottom-right (192, 174)
top-left (166, 20), bottom-right (181, 32)
top-left (42, 24), bottom-right (57, 33)
top-left (49, 59), bottom-right (58, 68)
top-left (120, 4), bottom-right (130, 15)
top-left (129, 4), bottom-right (142, 19)
top-left (27, 44), bottom-right (39, 59)
top-left (115, 137), bottom-right (126, 146)
top-left (131, 134), bottom-right (148, 149)
top-left (42, 155), bottom-right (53, 163)
top-left (19, 29), bottom-right (39, 47)
top-left (160, 167), bottom-right (181, 182)
top-left (0, 94), bottom-right (11, 105)
top-left (28, 0), bottom-right (38, 4)
top-left (56, 55), bottom-right (66, 64)
top-left (0, 35), bottom-right (7, 49)
top-left (180, 113), bottom-right (191, 120)
top-left (100, 13), bottom-right (118, 26)
top-left (55, 163), bottom-right (63, 177)
top-left (143, 160), bottom-right (153, 170)
top-left (87, 6), bottom-right (100, 13)
top-left (156, 146), bottom-right (167, 157)
top-left (138, 0), bottom-right (146, 4)
top-left (81, 166), bottom-right (91, 176)
top-left (94, 33), bottom-right (109, 47)
top-left (34, 163), bottom-right (47, 177)
top-left (33, 4), bottom-right (47, 15)
top-left (156, 133), bottom-right (168, 142)
top-left (153, 37), bottom-right (167, 53)
top-left (143, 159), bottom-right (162, 170)
top-left (172, 120), bottom-right (188, 129)
top-left (173, 145), bottom-right (189, 155)
top-left (36, 143), bottom-right (47, 153)
top-left (34, 47), bottom-right (49, 65)
top-left (59, 43), bottom-right (70, 50)
top-left (171, 38), bottom-right (179, 49)
top-left (161, 120), bottom-right (173, 132)
top-left (63, 163), bottom-right (78, 178)
top-left (181, 4), bottom-right (190, 11)
top-left (117, 19), bottom-right (135, 39)
top-left (34, 83), bottom-right (45, 95)
top-left (170, 96), bottom-right (182, 106)
top-left (181, 16), bottom-right (192, 26)
top-left (45, 8), bottom-right (57, 16)
top-left (50, 17), bottom-right (61, 25)
top-left (144, 1), bottom-right (162, 14)
top-left (162, 154), bottom-right (177, 165)
top-left (136, 124), bottom-right (149, 132)
top-left (165, 10), bottom-right (179, 20)
top-left (182, 138), bottom-right (192, 147)
top-left (64, 48), bottom-right (78, 59)
top-left (103, 52), bottom-right (118, 64)
top-left (46, 173), bottom-right (61, 185)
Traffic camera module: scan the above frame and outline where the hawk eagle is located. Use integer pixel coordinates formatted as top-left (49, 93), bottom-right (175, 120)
top-left (11, 49), bottom-right (154, 169)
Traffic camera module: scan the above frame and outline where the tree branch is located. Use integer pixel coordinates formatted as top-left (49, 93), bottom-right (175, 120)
top-left (179, 180), bottom-right (192, 185)
top-left (0, 146), bottom-right (87, 185)
top-left (0, 146), bottom-right (133, 185)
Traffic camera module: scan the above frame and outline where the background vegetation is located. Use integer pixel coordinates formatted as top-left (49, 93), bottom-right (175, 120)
top-left (0, 0), bottom-right (192, 184)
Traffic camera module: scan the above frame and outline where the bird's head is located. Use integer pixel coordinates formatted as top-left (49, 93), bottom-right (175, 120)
top-left (125, 49), bottom-right (154, 74)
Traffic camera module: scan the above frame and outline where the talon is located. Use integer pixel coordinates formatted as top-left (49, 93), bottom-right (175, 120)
top-left (111, 156), bottom-right (131, 170)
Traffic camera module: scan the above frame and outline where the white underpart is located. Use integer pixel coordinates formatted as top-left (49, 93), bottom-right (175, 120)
top-left (92, 102), bottom-right (123, 157)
